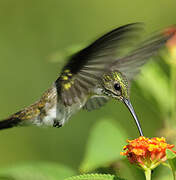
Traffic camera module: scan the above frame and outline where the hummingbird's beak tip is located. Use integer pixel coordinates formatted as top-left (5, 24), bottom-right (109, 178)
top-left (122, 98), bottom-right (144, 137)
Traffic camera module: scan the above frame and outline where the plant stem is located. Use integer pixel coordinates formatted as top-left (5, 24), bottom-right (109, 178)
top-left (144, 169), bottom-right (151, 180)
top-left (168, 159), bottom-right (176, 180)
top-left (171, 64), bottom-right (176, 125)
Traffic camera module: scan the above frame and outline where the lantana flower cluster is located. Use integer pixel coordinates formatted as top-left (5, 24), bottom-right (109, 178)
top-left (121, 136), bottom-right (176, 170)
top-left (164, 26), bottom-right (176, 63)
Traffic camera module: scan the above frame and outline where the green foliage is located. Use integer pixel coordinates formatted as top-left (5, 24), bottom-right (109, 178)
top-left (65, 173), bottom-right (125, 180)
top-left (166, 149), bottom-right (176, 180)
top-left (0, 1), bottom-right (175, 180)
top-left (166, 149), bottom-right (176, 160)
top-left (136, 61), bottom-right (172, 116)
top-left (79, 119), bottom-right (128, 172)
top-left (0, 162), bottom-right (76, 180)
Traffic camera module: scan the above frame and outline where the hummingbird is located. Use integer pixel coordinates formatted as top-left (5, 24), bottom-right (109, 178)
top-left (0, 23), bottom-right (173, 136)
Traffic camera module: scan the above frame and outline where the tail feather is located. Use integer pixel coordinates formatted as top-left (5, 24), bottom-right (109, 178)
top-left (0, 117), bottom-right (21, 130)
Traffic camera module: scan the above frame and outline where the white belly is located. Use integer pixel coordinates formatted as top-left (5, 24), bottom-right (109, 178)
top-left (41, 101), bottom-right (84, 127)
top-left (32, 84), bottom-right (88, 127)
top-left (42, 104), bottom-right (57, 126)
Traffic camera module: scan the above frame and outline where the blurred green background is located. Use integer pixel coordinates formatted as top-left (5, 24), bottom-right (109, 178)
top-left (0, 0), bottom-right (176, 179)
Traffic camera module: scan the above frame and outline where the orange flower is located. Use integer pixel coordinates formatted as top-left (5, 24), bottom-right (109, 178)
top-left (164, 26), bottom-right (176, 49)
top-left (163, 26), bottom-right (176, 64)
top-left (121, 137), bottom-right (176, 170)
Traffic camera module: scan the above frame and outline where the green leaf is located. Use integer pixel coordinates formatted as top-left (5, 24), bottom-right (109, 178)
top-left (166, 149), bottom-right (176, 160)
top-left (0, 162), bottom-right (76, 180)
top-left (166, 149), bottom-right (176, 180)
top-left (136, 62), bottom-right (172, 115)
top-left (65, 173), bottom-right (125, 180)
top-left (80, 119), bottom-right (128, 172)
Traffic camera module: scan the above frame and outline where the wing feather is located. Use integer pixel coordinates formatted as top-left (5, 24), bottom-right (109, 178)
top-left (55, 23), bottom-right (142, 106)
top-left (110, 31), bottom-right (173, 80)
top-left (83, 96), bottom-right (109, 111)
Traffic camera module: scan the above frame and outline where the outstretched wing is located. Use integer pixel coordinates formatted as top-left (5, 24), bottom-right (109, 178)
top-left (110, 30), bottom-right (174, 81)
top-left (55, 23), bottom-right (142, 106)
top-left (83, 96), bottom-right (109, 111)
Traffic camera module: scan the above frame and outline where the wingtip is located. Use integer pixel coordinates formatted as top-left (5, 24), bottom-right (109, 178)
top-left (124, 22), bottom-right (144, 30)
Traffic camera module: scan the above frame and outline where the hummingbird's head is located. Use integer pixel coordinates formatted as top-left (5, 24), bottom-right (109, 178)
top-left (101, 71), bottom-right (129, 101)
top-left (101, 71), bottom-right (144, 136)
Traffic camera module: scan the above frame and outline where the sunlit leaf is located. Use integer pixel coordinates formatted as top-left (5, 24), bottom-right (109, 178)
top-left (136, 62), bottom-right (172, 115)
top-left (79, 119), bottom-right (128, 172)
top-left (166, 149), bottom-right (176, 160)
top-left (166, 149), bottom-right (176, 180)
top-left (65, 173), bottom-right (125, 180)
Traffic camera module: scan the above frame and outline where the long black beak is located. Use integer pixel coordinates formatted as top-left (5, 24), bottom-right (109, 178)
top-left (123, 98), bottom-right (144, 136)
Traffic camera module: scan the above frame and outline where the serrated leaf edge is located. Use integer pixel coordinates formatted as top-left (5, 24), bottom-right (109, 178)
top-left (65, 173), bottom-right (115, 180)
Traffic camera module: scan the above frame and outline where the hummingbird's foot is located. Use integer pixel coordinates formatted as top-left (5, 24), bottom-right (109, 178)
top-left (53, 120), bottom-right (62, 128)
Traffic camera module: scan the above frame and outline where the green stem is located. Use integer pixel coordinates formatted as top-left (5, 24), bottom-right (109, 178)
top-left (170, 56), bottom-right (176, 125)
top-left (144, 169), bottom-right (151, 180)
top-left (168, 159), bottom-right (176, 180)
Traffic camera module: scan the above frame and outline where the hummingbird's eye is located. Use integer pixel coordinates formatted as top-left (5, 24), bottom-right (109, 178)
top-left (114, 83), bottom-right (121, 91)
